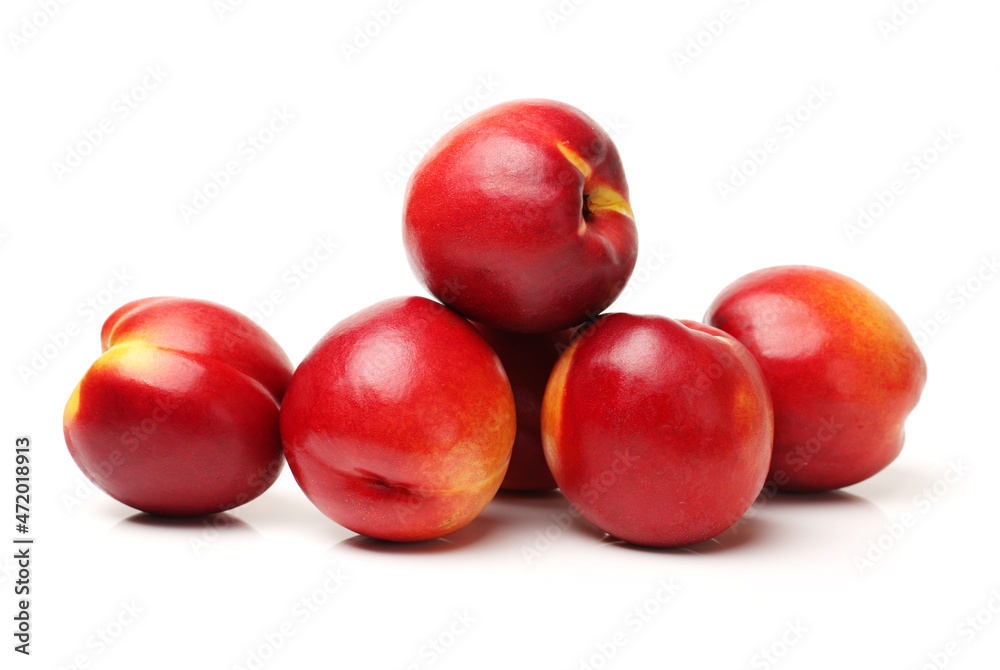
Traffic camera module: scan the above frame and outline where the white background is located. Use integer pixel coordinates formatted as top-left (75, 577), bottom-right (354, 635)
top-left (2, 1), bottom-right (999, 668)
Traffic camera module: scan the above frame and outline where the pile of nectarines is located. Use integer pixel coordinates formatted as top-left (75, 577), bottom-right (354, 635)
top-left (64, 99), bottom-right (927, 547)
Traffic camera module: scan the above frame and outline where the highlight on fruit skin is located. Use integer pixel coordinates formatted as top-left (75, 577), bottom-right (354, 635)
top-left (706, 265), bottom-right (927, 493)
top-left (63, 297), bottom-right (294, 517)
top-left (279, 296), bottom-right (517, 542)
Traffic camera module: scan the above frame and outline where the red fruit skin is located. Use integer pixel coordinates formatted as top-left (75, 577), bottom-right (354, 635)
top-left (279, 297), bottom-right (516, 542)
top-left (403, 98), bottom-right (639, 334)
top-left (472, 324), bottom-right (574, 491)
top-left (63, 297), bottom-right (294, 516)
top-left (541, 315), bottom-right (773, 548)
top-left (706, 266), bottom-right (928, 493)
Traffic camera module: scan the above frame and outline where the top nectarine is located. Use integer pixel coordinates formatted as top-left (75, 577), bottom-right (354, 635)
top-left (403, 98), bottom-right (638, 333)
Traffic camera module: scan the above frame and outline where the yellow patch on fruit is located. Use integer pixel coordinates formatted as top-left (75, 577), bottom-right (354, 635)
top-left (586, 184), bottom-right (634, 220)
top-left (94, 341), bottom-right (161, 374)
top-left (64, 382), bottom-right (82, 424)
top-left (557, 143), bottom-right (593, 180)
top-left (540, 337), bottom-right (581, 475)
top-left (65, 343), bottom-right (165, 425)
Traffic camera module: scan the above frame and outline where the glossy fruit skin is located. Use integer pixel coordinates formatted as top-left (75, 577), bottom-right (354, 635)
top-left (280, 297), bottom-right (516, 542)
top-left (63, 297), bottom-right (294, 516)
top-left (541, 314), bottom-right (773, 547)
top-left (403, 98), bottom-right (638, 334)
top-left (472, 324), bottom-right (573, 491)
top-left (706, 265), bottom-right (927, 492)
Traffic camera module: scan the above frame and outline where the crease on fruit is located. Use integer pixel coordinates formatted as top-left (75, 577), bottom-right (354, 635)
top-left (102, 297), bottom-right (173, 351)
top-left (585, 184), bottom-right (634, 220)
top-left (356, 469), bottom-right (420, 494)
top-left (94, 340), bottom-right (161, 375)
top-left (352, 467), bottom-right (499, 497)
top-left (557, 143), bottom-right (593, 180)
top-left (95, 340), bottom-right (281, 408)
top-left (556, 143), bottom-right (633, 236)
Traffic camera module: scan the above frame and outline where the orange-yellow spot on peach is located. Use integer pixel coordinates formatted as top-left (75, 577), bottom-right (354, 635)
top-left (64, 383), bottom-right (82, 424)
top-left (540, 335), bottom-right (582, 474)
top-left (92, 341), bottom-right (162, 375)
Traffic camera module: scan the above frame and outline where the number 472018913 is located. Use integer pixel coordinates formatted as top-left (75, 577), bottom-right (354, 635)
top-left (15, 437), bottom-right (30, 532)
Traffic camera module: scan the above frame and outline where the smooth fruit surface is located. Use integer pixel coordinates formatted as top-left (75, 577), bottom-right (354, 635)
top-left (280, 297), bottom-right (516, 542)
top-left (541, 314), bottom-right (773, 547)
top-left (403, 98), bottom-right (638, 333)
top-left (706, 265), bottom-right (927, 492)
top-left (473, 324), bottom-right (573, 491)
top-left (63, 297), bottom-right (294, 516)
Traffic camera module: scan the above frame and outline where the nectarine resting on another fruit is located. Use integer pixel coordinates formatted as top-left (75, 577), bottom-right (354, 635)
top-left (403, 99), bottom-right (638, 334)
